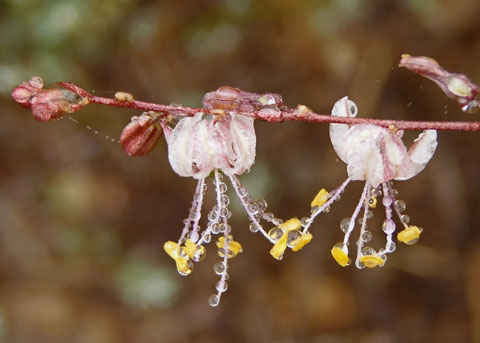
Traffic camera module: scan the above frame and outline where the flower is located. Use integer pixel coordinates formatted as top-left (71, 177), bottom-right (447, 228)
top-left (399, 54), bottom-right (479, 113)
top-left (302, 97), bottom-right (438, 269)
top-left (120, 112), bottom-right (163, 157)
top-left (12, 76), bottom-right (89, 121)
top-left (161, 111), bottom-right (285, 306)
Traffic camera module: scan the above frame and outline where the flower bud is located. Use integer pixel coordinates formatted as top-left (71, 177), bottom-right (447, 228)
top-left (12, 77), bottom-right (89, 121)
top-left (399, 55), bottom-right (478, 113)
top-left (120, 112), bottom-right (163, 157)
top-left (202, 86), bottom-right (285, 113)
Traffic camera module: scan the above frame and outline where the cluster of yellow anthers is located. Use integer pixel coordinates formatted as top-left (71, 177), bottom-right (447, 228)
top-left (303, 183), bottom-right (424, 270)
top-left (266, 189), bottom-right (329, 260)
top-left (163, 236), bottom-right (242, 275)
top-left (163, 239), bottom-right (206, 276)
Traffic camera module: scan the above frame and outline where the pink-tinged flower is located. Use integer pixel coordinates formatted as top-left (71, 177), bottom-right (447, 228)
top-left (163, 112), bottom-right (256, 178)
top-left (12, 77), bottom-right (89, 121)
top-left (399, 54), bottom-right (479, 113)
top-left (161, 112), bottom-right (284, 306)
top-left (120, 112), bottom-right (163, 157)
top-left (301, 97), bottom-right (437, 269)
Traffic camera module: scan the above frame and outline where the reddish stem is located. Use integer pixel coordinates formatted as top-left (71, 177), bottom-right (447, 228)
top-left (59, 82), bottom-right (480, 132)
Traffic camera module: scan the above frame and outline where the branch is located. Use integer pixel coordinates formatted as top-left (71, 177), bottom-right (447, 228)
top-left (12, 77), bottom-right (480, 132)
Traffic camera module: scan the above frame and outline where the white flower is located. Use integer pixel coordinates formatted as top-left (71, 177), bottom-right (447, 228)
top-left (164, 112), bottom-right (256, 179)
top-left (330, 97), bottom-right (437, 188)
top-left (302, 97), bottom-right (438, 269)
top-left (161, 113), bottom-right (282, 306)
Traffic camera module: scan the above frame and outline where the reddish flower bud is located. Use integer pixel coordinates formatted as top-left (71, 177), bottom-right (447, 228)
top-left (12, 77), bottom-right (89, 121)
top-left (202, 86), bottom-right (285, 113)
top-left (120, 112), bottom-right (163, 157)
top-left (399, 55), bottom-right (479, 113)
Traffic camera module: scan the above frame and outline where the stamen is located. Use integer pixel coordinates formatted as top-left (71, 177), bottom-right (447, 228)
top-left (178, 178), bottom-right (206, 245)
top-left (228, 174), bottom-right (271, 241)
top-left (302, 177), bottom-right (352, 234)
top-left (343, 182), bottom-right (368, 245)
top-left (355, 183), bottom-right (372, 268)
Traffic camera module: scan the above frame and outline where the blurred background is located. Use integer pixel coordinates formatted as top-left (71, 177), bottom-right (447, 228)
top-left (1, 0), bottom-right (480, 342)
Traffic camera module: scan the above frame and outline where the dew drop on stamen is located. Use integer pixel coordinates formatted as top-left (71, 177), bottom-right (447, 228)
top-left (208, 294), bottom-right (220, 307)
top-left (382, 196), bottom-right (392, 207)
top-left (382, 219), bottom-right (396, 234)
top-left (362, 230), bottom-right (372, 242)
top-left (400, 214), bottom-right (410, 224)
top-left (394, 200), bottom-right (406, 212)
top-left (216, 280), bottom-right (228, 292)
top-left (213, 261), bottom-right (226, 274)
top-left (249, 222), bottom-right (260, 232)
top-left (340, 217), bottom-right (351, 233)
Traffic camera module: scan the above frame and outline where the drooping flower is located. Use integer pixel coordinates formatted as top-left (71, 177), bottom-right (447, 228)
top-left (161, 110), bottom-right (286, 306)
top-left (302, 97), bottom-right (437, 269)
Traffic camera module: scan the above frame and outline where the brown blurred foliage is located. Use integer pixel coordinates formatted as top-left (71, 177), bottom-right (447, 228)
top-left (1, 0), bottom-right (480, 342)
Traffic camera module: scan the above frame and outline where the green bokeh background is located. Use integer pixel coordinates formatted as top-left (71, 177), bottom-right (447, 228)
top-left (1, 0), bottom-right (480, 342)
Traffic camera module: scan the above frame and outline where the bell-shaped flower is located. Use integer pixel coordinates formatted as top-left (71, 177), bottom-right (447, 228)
top-left (161, 112), bottom-right (284, 306)
top-left (301, 97), bottom-right (438, 269)
top-left (163, 112), bottom-right (256, 179)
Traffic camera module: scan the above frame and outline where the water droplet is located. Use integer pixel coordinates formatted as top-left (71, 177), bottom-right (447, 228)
top-left (287, 231), bottom-right (301, 247)
top-left (400, 214), bottom-right (410, 224)
top-left (362, 230), bottom-right (372, 242)
top-left (355, 259), bottom-right (365, 269)
top-left (268, 227), bottom-right (284, 241)
top-left (382, 219), bottom-right (396, 234)
top-left (300, 217), bottom-right (310, 226)
top-left (208, 211), bottom-right (218, 221)
top-left (361, 246), bottom-right (375, 256)
top-left (189, 231), bottom-right (199, 243)
top-left (249, 222), bottom-right (260, 232)
top-left (178, 260), bottom-right (193, 276)
top-left (220, 208), bottom-right (229, 218)
top-left (311, 206), bottom-right (320, 215)
top-left (462, 99), bottom-right (479, 113)
top-left (366, 210), bottom-right (373, 219)
top-left (213, 261), bottom-right (226, 274)
top-left (257, 199), bottom-right (267, 211)
top-left (203, 233), bottom-right (212, 243)
top-left (212, 224), bottom-right (220, 234)
top-left (216, 280), bottom-right (228, 292)
top-left (247, 202), bottom-right (259, 214)
top-left (382, 196), bottom-right (392, 207)
top-left (386, 241), bottom-right (396, 253)
top-left (208, 294), bottom-right (220, 307)
top-left (238, 185), bottom-right (248, 197)
top-left (324, 206), bottom-right (330, 213)
top-left (340, 217), bottom-right (351, 233)
top-left (394, 200), bottom-right (406, 212)
top-left (221, 195), bottom-right (230, 206)
top-left (219, 182), bottom-right (227, 193)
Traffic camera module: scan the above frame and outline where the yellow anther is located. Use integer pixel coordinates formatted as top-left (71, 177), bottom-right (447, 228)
top-left (311, 189), bottom-right (329, 208)
top-left (164, 241), bottom-right (180, 260)
top-left (270, 233), bottom-right (288, 260)
top-left (397, 225), bottom-right (422, 245)
top-left (184, 239), bottom-right (197, 258)
top-left (291, 232), bottom-right (313, 252)
top-left (359, 255), bottom-right (385, 268)
top-left (278, 218), bottom-right (301, 232)
top-left (217, 236), bottom-right (243, 258)
top-left (369, 195), bottom-right (377, 208)
top-left (175, 257), bottom-right (193, 275)
top-left (331, 245), bottom-right (350, 267)
top-left (164, 241), bottom-right (192, 275)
